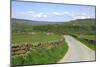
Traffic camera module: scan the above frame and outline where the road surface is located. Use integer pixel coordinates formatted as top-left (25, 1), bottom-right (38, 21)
top-left (58, 35), bottom-right (95, 63)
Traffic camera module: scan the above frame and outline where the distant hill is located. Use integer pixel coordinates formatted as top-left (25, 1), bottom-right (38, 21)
top-left (63, 18), bottom-right (96, 35)
top-left (31, 18), bottom-right (96, 35)
top-left (12, 18), bottom-right (96, 34)
top-left (12, 18), bottom-right (96, 26)
top-left (11, 18), bottom-right (63, 32)
top-left (12, 18), bottom-right (63, 25)
top-left (64, 18), bottom-right (96, 26)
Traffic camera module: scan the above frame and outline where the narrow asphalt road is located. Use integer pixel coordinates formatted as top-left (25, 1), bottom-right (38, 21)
top-left (58, 35), bottom-right (95, 63)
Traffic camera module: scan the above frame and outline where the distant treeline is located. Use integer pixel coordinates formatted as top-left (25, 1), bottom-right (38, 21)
top-left (12, 18), bottom-right (96, 35)
top-left (32, 24), bottom-right (96, 35)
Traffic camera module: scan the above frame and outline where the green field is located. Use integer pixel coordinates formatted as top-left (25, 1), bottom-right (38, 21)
top-left (12, 18), bottom-right (96, 65)
top-left (12, 32), bottom-right (62, 45)
top-left (12, 32), bottom-right (68, 65)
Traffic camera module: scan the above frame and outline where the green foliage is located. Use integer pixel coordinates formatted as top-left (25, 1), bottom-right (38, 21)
top-left (12, 18), bottom-right (96, 65)
top-left (12, 18), bottom-right (96, 35)
top-left (70, 34), bottom-right (96, 51)
top-left (12, 32), bottom-right (62, 45)
top-left (12, 32), bottom-right (68, 65)
top-left (77, 38), bottom-right (96, 51)
top-left (12, 42), bottom-right (68, 65)
top-left (32, 19), bottom-right (96, 35)
top-left (31, 19), bottom-right (96, 50)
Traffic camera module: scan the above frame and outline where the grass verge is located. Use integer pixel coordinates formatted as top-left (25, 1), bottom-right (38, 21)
top-left (76, 38), bottom-right (96, 51)
top-left (12, 42), bottom-right (68, 66)
top-left (70, 34), bottom-right (96, 51)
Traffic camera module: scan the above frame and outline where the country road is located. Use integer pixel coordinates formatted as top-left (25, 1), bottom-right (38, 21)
top-left (58, 35), bottom-right (95, 63)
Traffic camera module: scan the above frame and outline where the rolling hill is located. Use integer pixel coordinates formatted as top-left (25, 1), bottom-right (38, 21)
top-left (12, 18), bottom-right (96, 34)
top-left (12, 18), bottom-right (63, 32)
top-left (64, 18), bottom-right (96, 26)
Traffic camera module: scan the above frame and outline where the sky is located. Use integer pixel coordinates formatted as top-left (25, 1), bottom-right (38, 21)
top-left (12, 1), bottom-right (95, 22)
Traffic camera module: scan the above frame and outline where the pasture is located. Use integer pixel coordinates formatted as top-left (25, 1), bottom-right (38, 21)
top-left (12, 32), bottom-right (68, 65)
top-left (11, 18), bottom-right (96, 65)
top-left (12, 32), bottom-right (62, 45)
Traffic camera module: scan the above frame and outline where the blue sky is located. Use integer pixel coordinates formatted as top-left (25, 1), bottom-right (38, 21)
top-left (12, 1), bottom-right (95, 22)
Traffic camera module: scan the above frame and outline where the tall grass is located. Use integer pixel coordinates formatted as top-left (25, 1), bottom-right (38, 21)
top-left (12, 42), bottom-right (68, 66)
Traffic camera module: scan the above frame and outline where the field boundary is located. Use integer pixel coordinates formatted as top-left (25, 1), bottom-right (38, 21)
top-left (12, 38), bottom-right (65, 57)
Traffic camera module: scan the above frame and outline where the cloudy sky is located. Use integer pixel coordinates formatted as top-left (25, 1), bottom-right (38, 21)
top-left (12, 1), bottom-right (95, 22)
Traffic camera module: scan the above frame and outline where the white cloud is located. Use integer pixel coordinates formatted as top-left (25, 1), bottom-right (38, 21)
top-left (32, 13), bottom-right (48, 18)
top-left (20, 10), bottom-right (48, 18)
top-left (19, 10), bottom-right (91, 20)
top-left (52, 11), bottom-right (69, 16)
top-left (27, 11), bottom-right (35, 14)
top-left (73, 14), bottom-right (91, 19)
top-left (52, 12), bottom-right (62, 15)
top-left (43, 15), bottom-right (48, 18)
top-left (20, 10), bottom-right (70, 18)
top-left (64, 12), bottom-right (91, 20)
top-left (63, 12), bottom-right (69, 14)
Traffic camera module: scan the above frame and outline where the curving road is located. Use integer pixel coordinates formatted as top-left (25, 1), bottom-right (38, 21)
top-left (58, 35), bottom-right (95, 63)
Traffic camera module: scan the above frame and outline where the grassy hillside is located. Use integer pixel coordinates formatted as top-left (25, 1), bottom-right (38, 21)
top-left (12, 32), bottom-right (68, 65)
top-left (12, 18), bottom-right (96, 35)
top-left (12, 32), bottom-right (62, 45)
top-left (32, 18), bottom-right (96, 35)
top-left (64, 19), bottom-right (96, 26)
top-left (12, 18), bottom-right (63, 32)
top-left (12, 18), bottom-right (96, 65)
top-left (12, 41), bottom-right (68, 65)
top-left (31, 18), bottom-right (96, 50)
